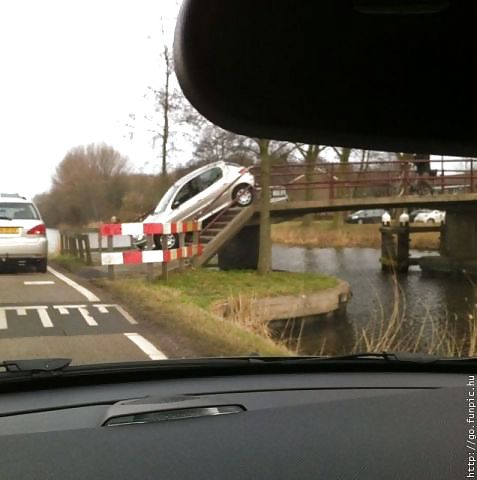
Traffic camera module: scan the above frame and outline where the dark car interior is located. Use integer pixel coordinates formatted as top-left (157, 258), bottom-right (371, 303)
top-left (1, 1), bottom-right (474, 478)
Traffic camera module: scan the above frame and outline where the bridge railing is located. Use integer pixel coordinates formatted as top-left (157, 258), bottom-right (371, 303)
top-left (250, 157), bottom-right (477, 201)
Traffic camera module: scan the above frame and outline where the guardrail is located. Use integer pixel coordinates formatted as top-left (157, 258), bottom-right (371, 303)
top-left (60, 230), bottom-right (94, 265)
top-left (250, 157), bottom-right (477, 201)
top-left (99, 221), bottom-right (203, 281)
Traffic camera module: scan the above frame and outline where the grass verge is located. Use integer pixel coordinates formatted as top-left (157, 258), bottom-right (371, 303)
top-left (99, 277), bottom-right (291, 357)
top-left (160, 269), bottom-right (338, 310)
top-left (272, 220), bottom-right (440, 250)
top-left (51, 254), bottom-right (88, 273)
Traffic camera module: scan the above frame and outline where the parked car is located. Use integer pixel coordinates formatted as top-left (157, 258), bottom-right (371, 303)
top-left (0, 193), bottom-right (48, 272)
top-left (345, 209), bottom-right (388, 224)
top-left (413, 209), bottom-right (445, 224)
top-left (134, 161), bottom-right (255, 249)
top-left (409, 209), bottom-right (432, 222)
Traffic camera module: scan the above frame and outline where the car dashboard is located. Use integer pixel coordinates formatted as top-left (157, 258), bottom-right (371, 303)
top-left (0, 370), bottom-right (468, 479)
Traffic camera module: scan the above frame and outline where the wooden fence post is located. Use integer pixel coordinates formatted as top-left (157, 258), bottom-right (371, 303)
top-left (84, 234), bottom-right (92, 265)
top-left (98, 230), bottom-right (103, 259)
top-left (161, 235), bottom-right (169, 281)
top-left (329, 163), bottom-right (335, 200)
top-left (146, 234), bottom-right (154, 281)
top-left (78, 235), bottom-right (84, 262)
top-left (471, 159), bottom-right (474, 193)
top-left (178, 232), bottom-right (185, 272)
top-left (107, 235), bottom-right (115, 280)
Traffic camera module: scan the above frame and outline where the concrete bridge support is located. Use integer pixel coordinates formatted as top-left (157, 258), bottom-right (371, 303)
top-left (218, 225), bottom-right (259, 270)
top-left (440, 207), bottom-right (477, 260)
top-left (420, 206), bottom-right (477, 275)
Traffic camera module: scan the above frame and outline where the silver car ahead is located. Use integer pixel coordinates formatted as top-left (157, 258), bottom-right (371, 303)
top-left (0, 194), bottom-right (48, 272)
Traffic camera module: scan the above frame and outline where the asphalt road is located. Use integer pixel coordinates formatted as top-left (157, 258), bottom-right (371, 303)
top-left (0, 265), bottom-right (171, 365)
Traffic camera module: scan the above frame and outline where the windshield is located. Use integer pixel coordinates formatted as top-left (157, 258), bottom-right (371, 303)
top-left (153, 185), bottom-right (177, 214)
top-left (1, 0), bottom-right (476, 369)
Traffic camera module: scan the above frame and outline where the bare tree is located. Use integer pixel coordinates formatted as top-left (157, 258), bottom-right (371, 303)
top-left (36, 144), bottom-right (130, 226)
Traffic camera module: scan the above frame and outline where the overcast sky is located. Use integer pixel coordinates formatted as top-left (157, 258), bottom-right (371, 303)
top-left (0, 0), bottom-right (181, 199)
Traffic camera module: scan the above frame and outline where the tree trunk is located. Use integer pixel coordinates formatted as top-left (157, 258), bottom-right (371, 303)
top-left (257, 139), bottom-right (272, 275)
top-left (161, 46), bottom-right (171, 176)
top-left (302, 145), bottom-right (319, 227)
top-left (332, 147), bottom-right (352, 226)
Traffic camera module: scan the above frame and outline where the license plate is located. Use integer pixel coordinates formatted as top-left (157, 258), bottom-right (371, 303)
top-left (0, 227), bottom-right (19, 234)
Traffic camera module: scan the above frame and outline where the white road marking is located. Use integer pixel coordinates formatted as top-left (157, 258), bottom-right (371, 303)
top-left (53, 305), bottom-right (86, 310)
top-left (47, 266), bottom-right (100, 302)
top-left (78, 307), bottom-right (98, 326)
top-left (0, 309), bottom-right (7, 329)
top-left (23, 281), bottom-right (55, 285)
top-left (0, 304), bottom-right (135, 330)
top-left (124, 333), bottom-right (167, 360)
top-left (95, 305), bottom-right (109, 314)
top-left (37, 308), bottom-right (54, 328)
top-left (55, 307), bottom-right (69, 315)
top-left (109, 305), bottom-right (138, 324)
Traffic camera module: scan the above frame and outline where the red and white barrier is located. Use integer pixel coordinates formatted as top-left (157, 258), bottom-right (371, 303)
top-left (100, 221), bottom-right (201, 236)
top-left (100, 222), bottom-right (203, 266)
top-left (101, 244), bottom-right (203, 265)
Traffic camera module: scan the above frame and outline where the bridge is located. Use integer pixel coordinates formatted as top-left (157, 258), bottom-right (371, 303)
top-left (196, 157), bottom-right (477, 270)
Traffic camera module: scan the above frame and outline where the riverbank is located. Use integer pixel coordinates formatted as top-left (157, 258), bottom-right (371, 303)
top-left (272, 220), bottom-right (440, 250)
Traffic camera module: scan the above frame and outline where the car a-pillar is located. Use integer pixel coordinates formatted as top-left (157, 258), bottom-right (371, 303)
top-left (218, 225), bottom-right (259, 270)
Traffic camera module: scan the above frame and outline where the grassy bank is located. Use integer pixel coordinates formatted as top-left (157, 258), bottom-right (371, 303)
top-left (100, 278), bottom-right (294, 357)
top-left (161, 269), bottom-right (338, 310)
top-left (272, 220), bottom-right (440, 250)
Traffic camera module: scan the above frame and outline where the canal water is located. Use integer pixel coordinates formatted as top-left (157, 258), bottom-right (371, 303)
top-left (271, 245), bottom-right (477, 355)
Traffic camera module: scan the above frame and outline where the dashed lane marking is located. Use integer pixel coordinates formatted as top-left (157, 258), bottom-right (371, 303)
top-left (0, 309), bottom-right (6, 330)
top-left (24, 281), bottom-right (55, 285)
top-left (0, 304), bottom-right (137, 330)
top-left (95, 304), bottom-right (138, 324)
top-left (124, 333), bottom-right (167, 360)
top-left (37, 308), bottom-right (54, 328)
top-left (78, 307), bottom-right (98, 326)
top-left (0, 306), bottom-right (49, 329)
top-left (47, 266), bottom-right (100, 302)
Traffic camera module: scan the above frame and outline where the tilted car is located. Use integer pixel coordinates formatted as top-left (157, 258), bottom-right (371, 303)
top-left (134, 161), bottom-right (255, 249)
top-left (0, 193), bottom-right (48, 272)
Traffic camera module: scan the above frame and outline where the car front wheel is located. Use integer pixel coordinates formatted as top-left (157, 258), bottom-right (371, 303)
top-left (153, 234), bottom-right (178, 250)
top-left (232, 184), bottom-right (254, 207)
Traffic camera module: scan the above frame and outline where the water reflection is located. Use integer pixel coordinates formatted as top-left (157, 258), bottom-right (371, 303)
top-left (272, 245), bottom-right (476, 355)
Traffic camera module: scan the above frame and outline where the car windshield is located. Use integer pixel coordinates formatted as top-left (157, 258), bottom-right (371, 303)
top-left (153, 185), bottom-right (178, 214)
top-left (1, 0), bottom-right (476, 369)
